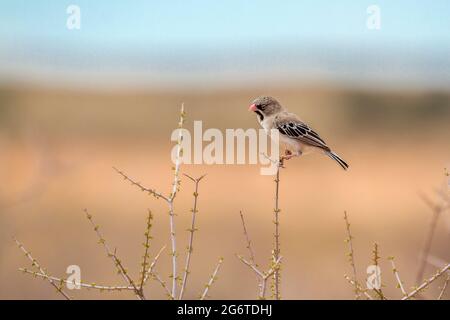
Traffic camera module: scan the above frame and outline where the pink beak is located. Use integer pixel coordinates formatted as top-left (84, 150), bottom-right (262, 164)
top-left (248, 104), bottom-right (257, 112)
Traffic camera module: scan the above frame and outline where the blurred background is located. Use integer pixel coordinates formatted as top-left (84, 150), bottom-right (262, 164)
top-left (0, 0), bottom-right (449, 299)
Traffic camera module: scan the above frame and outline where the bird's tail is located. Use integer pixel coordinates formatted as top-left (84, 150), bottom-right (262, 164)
top-left (326, 151), bottom-right (349, 170)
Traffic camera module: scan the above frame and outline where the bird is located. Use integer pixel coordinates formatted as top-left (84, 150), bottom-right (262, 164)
top-left (249, 96), bottom-right (349, 170)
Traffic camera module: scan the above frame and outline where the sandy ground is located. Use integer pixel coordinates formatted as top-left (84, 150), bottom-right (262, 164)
top-left (0, 86), bottom-right (449, 299)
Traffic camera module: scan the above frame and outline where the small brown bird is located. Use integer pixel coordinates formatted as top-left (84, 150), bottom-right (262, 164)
top-left (249, 96), bottom-right (349, 170)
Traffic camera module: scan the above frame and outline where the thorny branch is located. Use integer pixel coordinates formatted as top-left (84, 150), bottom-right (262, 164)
top-left (437, 274), bottom-right (449, 300)
top-left (114, 104), bottom-right (222, 300)
top-left (344, 209), bottom-right (449, 301)
top-left (371, 242), bottom-right (387, 300)
top-left (179, 174), bottom-right (206, 300)
top-left (14, 238), bottom-right (72, 300)
top-left (272, 161), bottom-right (282, 300)
top-left (239, 211), bottom-right (257, 266)
top-left (416, 192), bottom-right (448, 285)
top-left (237, 255), bottom-right (282, 300)
top-left (16, 104), bottom-right (224, 300)
top-left (344, 275), bottom-right (374, 300)
top-left (237, 210), bottom-right (283, 300)
top-left (388, 257), bottom-right (407, 297)
top-left (200, 258), bottom-right (224, 300)
top-left (139, 211), bottom-right (153, 290)
top-left (113, 167), bottom-right (169, 202)
top-left (19, 269), bottom-right (134, 291)
top-left (402, 264), bottom-right (450, 300)
top-left (343, 211), bottom-right (361, 299)
top-left (84, 209), bottom-right (144, 300)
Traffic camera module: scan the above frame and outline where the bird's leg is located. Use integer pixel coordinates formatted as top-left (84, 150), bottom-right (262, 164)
top-left (280, 150), bottom-right (302, 165)
top-left (283, 150), bottom-right (295, 160)
top-left (279, 150), bottom-right (292, 166)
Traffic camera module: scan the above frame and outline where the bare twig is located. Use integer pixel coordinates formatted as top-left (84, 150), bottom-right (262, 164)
top-left (113, 166), bottom-right (178, 297)
top-left (14, 238), bottom-right (72, 300)
top-left (236, 159), bottom-right (283, 300)
top-left (239, 211), bottom-right (257, 266)
top-left (344, 275), bottom-right (374, 300)
top-left (139, 211), bottom-right (153, 290)
top-left (166, 103), bottom-right (186, 298)
top-left (151, 271), bottom-right (174, 300)
top-left (200, 258), bottom-right (224, 300)
top-left (114, 104), bottom-right (186, 299)
top-left (416, 192), bottom-right (445, 284)
top-left (237, 255), bottom-right (282, 300)
top-left (343, 211), bottom-right (361, 299)
top-left (435, 186), bottom-right (450, 207)
top-left (403, 264), bottom-right (450, 300)
top-left (272, 161), bottom-right (282, 300)
top-left (142, 245), bottom-right (167, 286)
top-left (261, 257), bottom-right (282, 299)
top-left (167, 201), bottom-right (178, 297)
top-left (19, 269), bottom-right (134, 291)
top-left (179, 173), bottom-right (206, 300)
top-left (388, 256), bottom-right (407, 298)
top-left (17, 104), bottom-right (224, 300)
top-left (84, 209), bottom-right (144, 300)
top-left (370, 242), bottom-right (386, 300)
top-left (169, 103), bottom-right (185, 202)
top-left (437, 274), bottom-right (449, 300)
top-left (237, 255), bottom-right (264, 278)
top-left (113, 167), bottom-right (169, 202)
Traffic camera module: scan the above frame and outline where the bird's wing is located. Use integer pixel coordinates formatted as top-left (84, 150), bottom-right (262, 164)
top-left (274, 114), bottom-right (330, 151)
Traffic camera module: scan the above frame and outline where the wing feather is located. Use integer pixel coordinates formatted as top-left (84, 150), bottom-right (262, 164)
top-left (275, 117), bottom-right (330, 151)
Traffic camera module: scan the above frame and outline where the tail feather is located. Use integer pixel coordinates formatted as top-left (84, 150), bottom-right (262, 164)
top-left (326, 151), bottom-right (349, 171)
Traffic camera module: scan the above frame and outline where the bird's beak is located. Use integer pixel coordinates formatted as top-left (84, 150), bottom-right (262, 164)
top-left (248, 104), bottom-right (257, 112)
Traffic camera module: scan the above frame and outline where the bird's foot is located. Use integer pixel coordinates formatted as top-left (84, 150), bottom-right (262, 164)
top-left (279, 155), bottom-right (293, 167)
top-left (282, 152), bottom-right (295, 161)
top-left (279, 150), bottom-right (300, 167)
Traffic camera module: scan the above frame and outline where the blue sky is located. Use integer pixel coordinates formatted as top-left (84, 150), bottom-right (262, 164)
top-left (0, 0), bottom-right (449, 89)
top-left (1, 0), bottom-right (449, 49)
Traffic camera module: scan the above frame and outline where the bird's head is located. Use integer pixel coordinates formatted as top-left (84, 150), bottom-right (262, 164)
top-left (249, 96), bottom-right (284, 120)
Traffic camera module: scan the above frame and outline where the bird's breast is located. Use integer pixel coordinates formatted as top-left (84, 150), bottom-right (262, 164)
top-left (260, 117), bottom-right (273, 132)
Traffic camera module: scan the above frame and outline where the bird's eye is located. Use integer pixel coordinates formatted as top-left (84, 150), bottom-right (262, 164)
top-left (258, 104), bottom-right (265, 111)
